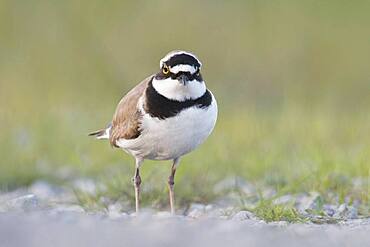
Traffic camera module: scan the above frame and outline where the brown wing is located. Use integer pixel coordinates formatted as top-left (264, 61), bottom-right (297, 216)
top-left (109, 75), bottom-right (153, 147)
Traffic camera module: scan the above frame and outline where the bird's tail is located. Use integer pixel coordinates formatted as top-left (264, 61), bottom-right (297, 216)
top-left (88, 123), bottom-right (111, 140)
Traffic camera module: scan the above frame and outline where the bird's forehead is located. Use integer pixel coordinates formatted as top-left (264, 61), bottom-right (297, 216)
top-left (160, 51), bottom-right (202, 69)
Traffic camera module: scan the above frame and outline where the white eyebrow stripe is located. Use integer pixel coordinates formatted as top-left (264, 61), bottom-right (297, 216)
top-left (169, 64), bottom-right (197, 74)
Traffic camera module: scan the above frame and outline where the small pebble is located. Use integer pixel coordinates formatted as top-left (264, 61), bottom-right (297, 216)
top-left (6, 194), bottom-right (39, 212)
top-left (232, 210), bottom-right (257, 221)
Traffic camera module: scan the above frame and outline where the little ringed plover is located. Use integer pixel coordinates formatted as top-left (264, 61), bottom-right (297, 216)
top-left (89, 50), bottom-right (217, 214)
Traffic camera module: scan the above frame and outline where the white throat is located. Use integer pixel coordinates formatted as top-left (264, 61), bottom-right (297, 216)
top-left (152, 78), bottom-right (206, 101)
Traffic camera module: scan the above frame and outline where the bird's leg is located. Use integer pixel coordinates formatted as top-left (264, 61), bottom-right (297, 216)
top-left (133, 168), bottom-right (141, 214)
top-left (133, 158), bottom-right (143, 214)
top-left (168, 158), bottom-right (180, 215)
top-left (168, 167), bottom-right (176, 215)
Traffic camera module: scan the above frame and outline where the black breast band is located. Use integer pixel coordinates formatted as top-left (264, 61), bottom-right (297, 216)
top-left (144, 79), bottom-right (212, 119)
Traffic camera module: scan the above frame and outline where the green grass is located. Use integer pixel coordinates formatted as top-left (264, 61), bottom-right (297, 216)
top-left (249, 200), bottom-right (305, 223)
top-left (0, 0), bottom-right (369, 220)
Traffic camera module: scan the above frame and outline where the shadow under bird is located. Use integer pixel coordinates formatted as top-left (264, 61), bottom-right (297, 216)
top-left (89, 50), bottom-right (218, 214)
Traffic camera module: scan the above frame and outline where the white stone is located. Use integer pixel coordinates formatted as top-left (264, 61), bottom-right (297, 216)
top-left (50, 204), bottom-right (85, 214)
top-left (28, 181), bottom-right (61, 200)
top-left (232, 210), bottom-right (257, 221)
top-left (187, 203), bottom-right (206, 218)
top-left (73, 179), bottom-right (97, 194)
top-left (273, 194), bottom-right (294, 205)
top-left (296, 192), bottom-right (322, 212)
top-left (213, 177), bottom-right (255, 195)
top-left (6, 194), bottom-right (39, 211)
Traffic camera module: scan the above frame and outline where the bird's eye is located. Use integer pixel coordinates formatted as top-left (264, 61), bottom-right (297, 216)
top-left (162, 65), bottom-right (170, 75)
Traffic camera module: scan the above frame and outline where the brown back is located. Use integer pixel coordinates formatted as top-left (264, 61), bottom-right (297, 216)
top-left (109, 75), bottom-right (153, 147)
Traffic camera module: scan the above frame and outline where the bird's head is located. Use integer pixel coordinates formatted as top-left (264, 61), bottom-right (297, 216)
top-left (152, 50), bottom-right (206, 101)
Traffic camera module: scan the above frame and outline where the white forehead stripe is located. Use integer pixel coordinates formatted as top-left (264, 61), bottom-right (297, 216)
top-left (169, 64), bottom-right (197, 74)
top-left (159, 50), bottom-right (202, 68)
top-left (152, 78), bottom-right (206, 101)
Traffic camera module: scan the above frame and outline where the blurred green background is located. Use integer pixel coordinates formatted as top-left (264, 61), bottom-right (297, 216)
top-left (0, 1), bottom-right (369, 209)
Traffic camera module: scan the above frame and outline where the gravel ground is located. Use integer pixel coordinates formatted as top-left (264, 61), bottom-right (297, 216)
top-left (0, 179), bottom-right (369, 247)
top-left (1, 211), bottom-right (370, 247)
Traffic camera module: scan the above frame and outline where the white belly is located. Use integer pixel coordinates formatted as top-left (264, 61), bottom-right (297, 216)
top-left (116, 95), bottom-right (217, 160)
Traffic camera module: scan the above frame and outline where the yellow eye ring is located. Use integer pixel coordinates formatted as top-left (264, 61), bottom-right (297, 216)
top-left (162, 65), bottom-right (170, 75)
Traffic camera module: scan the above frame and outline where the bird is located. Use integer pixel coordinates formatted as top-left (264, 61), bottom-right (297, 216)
top-left (89, 50), bottom-right (217, 214)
